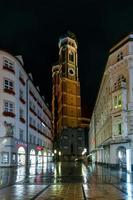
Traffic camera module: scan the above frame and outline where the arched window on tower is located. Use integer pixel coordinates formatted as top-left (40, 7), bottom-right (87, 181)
top-left (62, 49), bottom-right (66, 63)
top-left (69, 51), bottom-right (74, 62)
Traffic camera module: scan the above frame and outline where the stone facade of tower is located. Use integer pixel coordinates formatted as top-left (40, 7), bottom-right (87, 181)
top-left (52, 32), bottom-right (88, 160)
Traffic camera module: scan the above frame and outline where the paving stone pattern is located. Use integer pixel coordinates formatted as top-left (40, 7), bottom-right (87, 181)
top-left (36, 183), bottom-right (84, 200)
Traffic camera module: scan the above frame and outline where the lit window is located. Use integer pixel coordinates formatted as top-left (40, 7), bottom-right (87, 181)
top-left (114, 96), bottom-right (117, 108)
top-left (118, 94), bottom-right (122, 107)
top-left (4, 100), bottom-right (14, 112)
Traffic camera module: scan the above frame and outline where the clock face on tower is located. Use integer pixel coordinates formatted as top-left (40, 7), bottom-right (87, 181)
top-left (68, 68), bottom-right (75, 76)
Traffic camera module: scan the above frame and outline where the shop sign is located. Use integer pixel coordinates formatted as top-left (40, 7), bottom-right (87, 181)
top-left (36, 146), bottom-right (44, 151)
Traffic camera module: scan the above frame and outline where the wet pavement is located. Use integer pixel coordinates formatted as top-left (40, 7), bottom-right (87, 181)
top-left (0, 162), bottom-right (133, 199)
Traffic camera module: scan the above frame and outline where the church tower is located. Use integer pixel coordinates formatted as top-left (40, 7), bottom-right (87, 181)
top-left (52, 32), bottom-right (86, 160)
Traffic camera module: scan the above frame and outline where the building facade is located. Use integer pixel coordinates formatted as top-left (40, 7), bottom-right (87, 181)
top-left (89, 33), bottom-right (133, 172)
top-left (0, 50), bottom-right (53, 167)
top-left (52, 32), bottom-right (89, 160)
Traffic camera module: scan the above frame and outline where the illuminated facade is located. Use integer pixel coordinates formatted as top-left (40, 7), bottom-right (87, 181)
top-left (89, 33), bottom-right (133, 171)
top-left (0, 50), bottom-right (53, 167)
top-left (52, 32), bottom-right (89, 160)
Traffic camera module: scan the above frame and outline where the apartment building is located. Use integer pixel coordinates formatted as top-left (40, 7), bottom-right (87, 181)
top-left (89, 33), bottom-right (133, 172)
top-left (0, 50), bottom-right (53, 167)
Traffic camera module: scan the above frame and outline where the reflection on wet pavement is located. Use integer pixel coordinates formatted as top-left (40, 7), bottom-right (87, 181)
top-left (0, 162), bottom-right (133, 199)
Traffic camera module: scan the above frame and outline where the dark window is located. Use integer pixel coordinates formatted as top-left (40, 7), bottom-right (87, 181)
top-left (69, 51), bottom-right (74, 62)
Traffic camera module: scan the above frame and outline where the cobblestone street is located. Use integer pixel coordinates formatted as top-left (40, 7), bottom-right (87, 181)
top-left (0, 162), bottom-right (133, 199)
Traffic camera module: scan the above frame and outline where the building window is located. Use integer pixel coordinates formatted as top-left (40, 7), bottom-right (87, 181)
top-left (117, 52), bottom-right (123, 62)
top-left (114, 94), bottom-right (122, 109)
top-left (20, 108), bottom-right (25, 123)
top-left (12, 153), bottom-right (16, 164)
top-left (4, 79), bottom-right (15, 95)
top-left (1, 152), bottom-right (9, 164)
top-left (19, 71), bottom-right (25, 85)
top-left (118, 94), bottom-right (122, 107)
top-left (19, 129), bottom-right (24, 141)
top-left (69, 51), bottom-right (74, 62)
top-left (4, 100), bottom-right (14, 113)
top-left (33, 136), bottom-right (36, 144)
top-left (118, 123), bottom-right (122, 135)
top-left (19, 89), bottom-right (25, 104)
top-left (3, 57), bottom-right (15, 73)
top-left (30, 134), bottom-right (32, 143)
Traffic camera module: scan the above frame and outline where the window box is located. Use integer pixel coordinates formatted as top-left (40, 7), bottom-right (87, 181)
top-left (30, 107), bottom-right (37, 116)
top-left (20, 97), bottom-right (26, 104)
top-left (29, 124), bottom-right (36, 131)
top-left (19, 77), bottom-right (25, 85)
top-left (20, 117), bottom-right (25, 123)
top-left (37, 115), bottom-right (42, 121)
top-left (3, 111), bottom-right (15, 118)
top-left (3, 66), bottom-right (15, 74)
top-left (4, 88), bottom-right (15, 95)
top-left (37, 101), bottom-right (42, 108)
top-left (29, 90), bottom-right (36, 101)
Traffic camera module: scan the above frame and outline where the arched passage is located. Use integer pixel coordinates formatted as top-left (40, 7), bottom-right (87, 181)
top-left (37, 151), bottom-right (43, 164)
top-left (30, 149), bottom-right (36, 165)
top-left (18, 147), bottom-right (25, 165)
top-left (117, 146), bottom-right (126, 168)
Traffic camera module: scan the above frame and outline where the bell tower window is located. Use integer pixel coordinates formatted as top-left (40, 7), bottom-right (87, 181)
top-left (62, 49), bottom-right (66, 63)
top-left (69, 51), bottom-right (74, 62)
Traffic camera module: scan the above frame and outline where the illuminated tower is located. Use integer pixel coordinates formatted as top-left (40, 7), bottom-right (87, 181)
top-left (52, 32), bottom-right (86, 160)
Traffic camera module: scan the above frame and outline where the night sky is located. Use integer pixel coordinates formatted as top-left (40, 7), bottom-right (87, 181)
top-left (1, 0), bottom-right (133, 117)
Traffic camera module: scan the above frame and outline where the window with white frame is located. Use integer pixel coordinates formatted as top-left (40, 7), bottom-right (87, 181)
top-left (3, 57), bottom-right (14, 70)
top-left (4, 79), bottom-right (14, 90)
top-left (19, 129), bottom-right (24, 141)
top-left (20, 108), bottom-right (24, 118)
top-left (20, 89), bottom-right (24, 99)
top-left (4, 100), bottom-right (14, 112)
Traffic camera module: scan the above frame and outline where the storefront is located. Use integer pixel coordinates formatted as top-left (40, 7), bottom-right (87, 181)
top-left (17, 147), bottom-right (26, 166)
top-left (30, 149), bottom-right (36, 165)
top-left (44, 151), bottom-right (47, 162)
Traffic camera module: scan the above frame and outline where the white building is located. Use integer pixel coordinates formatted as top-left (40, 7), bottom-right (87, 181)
top-left (0, 50), bottom-right (53, 167)
top-left (89, 33), bottom-right (133, 172)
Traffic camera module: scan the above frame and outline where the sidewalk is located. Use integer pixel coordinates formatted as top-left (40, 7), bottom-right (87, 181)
top-left (0, 184), bottom-right (49, 200)
top-left (35, 183), bottom-right (84, 200)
